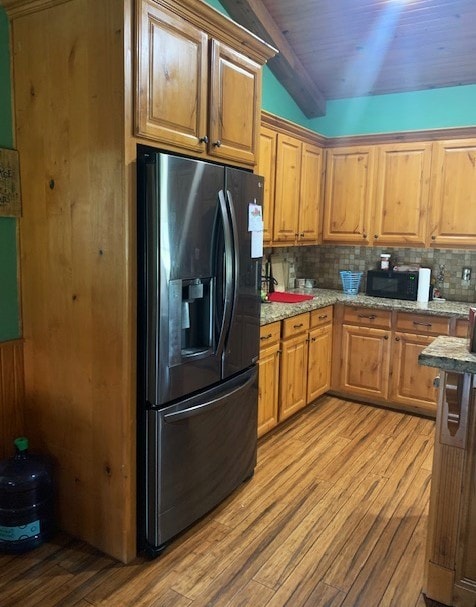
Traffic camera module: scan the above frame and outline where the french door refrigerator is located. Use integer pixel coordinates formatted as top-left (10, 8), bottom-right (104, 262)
top-left (137, 147), bottom-right (263, 557)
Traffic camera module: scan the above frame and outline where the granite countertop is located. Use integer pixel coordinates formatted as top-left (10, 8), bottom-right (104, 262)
top-left (419, 336), bottom-right (476, 374)
top-left (260, 288), bottom-right (474, 326)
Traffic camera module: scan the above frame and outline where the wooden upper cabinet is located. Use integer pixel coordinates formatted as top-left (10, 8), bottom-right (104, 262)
top-left (323, 146), bottom-right (376, 244)
top-left (298, 143), bottom-right (322, 242)
top-left (257, 126), bottom-right (277, 244)
top-left (208, 41), bottom-right (261, 165)
top-left (136, 0), bottom-right (208, 153)
top-left (428, 139), bottom-right (476, 247)
top-left (135, 0), bottom-right (274, 166)
top-left (373, 142), bottom-right (432, 247)
top-left (273, 134), bottom-right (302, 243)
top-left (272, 134), bottom-right (322, 245)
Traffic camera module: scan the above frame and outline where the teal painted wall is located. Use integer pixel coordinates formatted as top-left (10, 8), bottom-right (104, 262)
top-left (0, 7), bottom-right (20, 342)
top-left (309, 85), bottom-right (476, 137)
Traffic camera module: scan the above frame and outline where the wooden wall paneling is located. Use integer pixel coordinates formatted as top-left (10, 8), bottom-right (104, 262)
top-left (0, 340), bottom-right (25, 460)
top-left (12, 0), bottom-right (136, 562)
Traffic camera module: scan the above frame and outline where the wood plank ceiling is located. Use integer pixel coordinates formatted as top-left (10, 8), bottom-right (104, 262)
top-left (220, 0), bottom-right (476, 118)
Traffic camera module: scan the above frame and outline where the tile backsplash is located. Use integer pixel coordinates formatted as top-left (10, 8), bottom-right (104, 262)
top-left (265, 246), bottom-right (476, 303)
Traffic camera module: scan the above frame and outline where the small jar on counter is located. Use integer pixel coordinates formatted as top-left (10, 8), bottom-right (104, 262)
top-left (380, 254), bottom-right (391, 270)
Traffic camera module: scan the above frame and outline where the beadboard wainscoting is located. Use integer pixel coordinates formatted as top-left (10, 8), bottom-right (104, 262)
top-left (0, 338), bottom-right (24, 459)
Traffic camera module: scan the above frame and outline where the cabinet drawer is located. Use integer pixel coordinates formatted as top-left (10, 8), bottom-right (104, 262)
top-left (343, 306), bottom-right (391, 329)
top-left (310, 306), bottom-right (333, 328)
top-left (282, 313), bottom-right (310, 339)
top-left (395, 312), bottom-right (450, 336)
top-left (260, 322), bottom-right (281, 347)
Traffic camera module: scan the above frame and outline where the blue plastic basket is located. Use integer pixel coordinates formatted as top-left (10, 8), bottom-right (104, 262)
top-left (340, 271), bottom-right (363, 295)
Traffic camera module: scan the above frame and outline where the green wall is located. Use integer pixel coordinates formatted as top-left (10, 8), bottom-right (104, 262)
top-left (310, 85), bottom-right (476, 137)
top-left (0, 7), bottom-right (20, 342)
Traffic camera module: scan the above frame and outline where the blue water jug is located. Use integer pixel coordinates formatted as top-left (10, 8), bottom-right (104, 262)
top-left (0, 437), bottom-right (55, 554)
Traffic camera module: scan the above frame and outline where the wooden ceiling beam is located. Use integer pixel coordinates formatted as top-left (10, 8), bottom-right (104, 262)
top-left (219, 0), bottom-right (326, 118)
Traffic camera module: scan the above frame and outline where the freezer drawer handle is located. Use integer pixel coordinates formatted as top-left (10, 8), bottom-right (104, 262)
top-left (163, 373), bottom-right (256, 423)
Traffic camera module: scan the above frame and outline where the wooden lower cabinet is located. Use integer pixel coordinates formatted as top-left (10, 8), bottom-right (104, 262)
top-left (424, 371), bottom-right (476, 607)
top-left (279, 320), bottom-right (309, 422)
top-left (257, 322), bottom-right (281, 437)
top-left (333, 305), bottom-right (461, 417)
top-left (258, 306), bottom-right (333, 434)
top-left (389, 312), bottom-right (450, 415)
top-left (340, 324), bottom-right (391, 400)
top-left (307, 312), bottom-right (333, 403)
top-left (390, 332), bottom-right (439, 415)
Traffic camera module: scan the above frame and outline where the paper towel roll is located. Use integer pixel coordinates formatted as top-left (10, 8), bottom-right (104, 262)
top-left (417, 268), bottom-right (431, 303)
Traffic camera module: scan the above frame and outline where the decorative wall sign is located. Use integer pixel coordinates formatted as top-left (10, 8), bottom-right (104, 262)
top-left (0, 148), bottom-right (21, 217)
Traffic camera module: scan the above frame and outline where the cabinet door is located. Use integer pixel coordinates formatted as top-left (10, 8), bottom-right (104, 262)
top-left (340, 324), bottom-right (391, 399)
top-left (298, 142), bottom-right (322, 243)
top-left (209, 40), bottom-right (261, 165)
top-left (258, 126), bottom-right (277, 244)
top-left (257, 340), bottom-right (280, 438)
top-left (373, 142), bottom-right (432, 247)
top-left (429, 139), bottom-right (476, 247)
top-left (307, 324), bottom-right (332, 403)
top-left (273, 134), bottom-right (302, 243)
top-left (279, 333), bottom-right (308, 421)
top-left (322, 146), bottom-right (375, 244)
top-left (390, 332), bottom-right (438, 416)
top-left (136, 0), bottom-right (208, 152)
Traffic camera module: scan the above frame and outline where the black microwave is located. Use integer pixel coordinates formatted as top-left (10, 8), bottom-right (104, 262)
top-left (365, 270), bottom-right (419, 300)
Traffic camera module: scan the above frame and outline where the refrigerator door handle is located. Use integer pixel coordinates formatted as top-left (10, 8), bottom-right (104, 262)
top-left (217, 189), bottom-right (234, 358)
top-left (163, 372), bottom-right (256, 423)
top-left (225, 189), bottom-right (240, 323)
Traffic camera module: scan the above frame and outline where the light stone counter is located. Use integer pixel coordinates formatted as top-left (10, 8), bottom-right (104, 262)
top-left (260, 288), bottom-right (474, 326)
top-left (419, 336), bottom-right (476, 374)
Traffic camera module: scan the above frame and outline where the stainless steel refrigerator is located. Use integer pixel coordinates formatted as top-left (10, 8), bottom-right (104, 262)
top-left (137, 147), bottom-right (263, 557)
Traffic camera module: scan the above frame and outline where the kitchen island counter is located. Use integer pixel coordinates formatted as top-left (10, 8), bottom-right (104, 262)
top-left (261, 288), bottom-right (474, 325)
top-left (418, 338), bottom-right (476, 607)
top-left (419, 335), bottom-right (476, 374)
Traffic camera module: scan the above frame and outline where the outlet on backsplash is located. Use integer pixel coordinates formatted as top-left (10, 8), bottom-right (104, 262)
top-left (274, 245), bottom-right (476, 303)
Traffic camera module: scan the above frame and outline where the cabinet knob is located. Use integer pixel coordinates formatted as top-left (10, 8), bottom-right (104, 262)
top-left (363, 233), bottom-right (367, 239)
top-left (384, 335), bottom-right (389, 340)
top-left (213, 140), bottom-right (222, 148)
top-left (395, 336), bottom-right (400, 342)
top-left (199, 135), bottom-right (209, 144)
top-left (374, 234), bottom-right (379, 239)
top-left (431, 235), bottom-right (436, 240)
top-left (300, 232), bottom-right (305, 237)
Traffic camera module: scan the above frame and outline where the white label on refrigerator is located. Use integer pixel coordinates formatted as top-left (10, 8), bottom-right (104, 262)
top-left (248, 203), bottom-right (263, 232)
top-left (251, 228), bottom-right (263, 258)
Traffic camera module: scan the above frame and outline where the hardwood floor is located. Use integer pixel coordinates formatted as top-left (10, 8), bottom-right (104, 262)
top-left (0, 397), bottom-right (437, 607)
